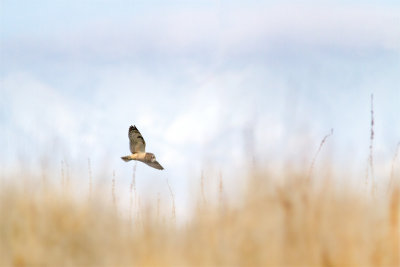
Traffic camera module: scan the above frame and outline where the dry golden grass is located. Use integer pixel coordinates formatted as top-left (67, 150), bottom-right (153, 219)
top-left (0, 168), bottom-right (399, 266)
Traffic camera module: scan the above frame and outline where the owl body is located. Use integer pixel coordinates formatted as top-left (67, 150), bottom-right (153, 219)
top-left (122, 152), bottom-right (154, 162)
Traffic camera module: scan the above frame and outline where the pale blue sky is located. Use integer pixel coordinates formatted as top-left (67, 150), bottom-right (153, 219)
top-left (1, 1), bottom-right (399, 214)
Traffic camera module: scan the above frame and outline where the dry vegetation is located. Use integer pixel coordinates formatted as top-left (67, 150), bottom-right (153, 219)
top-left (1, 165), bottom-right (399, 266)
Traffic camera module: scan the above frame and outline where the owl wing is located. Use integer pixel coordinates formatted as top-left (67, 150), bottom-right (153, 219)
top-left (144, 160), bottom-right (164, 170)
top-left (128, 125), bottom-right (146, 153)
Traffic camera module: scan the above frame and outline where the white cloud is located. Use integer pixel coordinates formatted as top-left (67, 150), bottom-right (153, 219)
top-left (2, 4), bottom-right (399, 68)
top-left (2, 73), bottom-right (76, 139)
top-left (165, 101), bottom-right (220, 145)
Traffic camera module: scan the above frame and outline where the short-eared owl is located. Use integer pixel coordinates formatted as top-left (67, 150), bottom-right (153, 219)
top-left (121, 125), bottom-right (164, 170)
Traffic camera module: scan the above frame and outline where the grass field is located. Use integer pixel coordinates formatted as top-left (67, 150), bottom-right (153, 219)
top-left (1, 165), bottom-right (399, 266)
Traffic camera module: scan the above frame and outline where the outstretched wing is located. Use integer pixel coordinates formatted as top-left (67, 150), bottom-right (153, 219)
top-left (144, 160), bottom-right (164, 170)
top-left (128, 125), bottom-right (146, 153)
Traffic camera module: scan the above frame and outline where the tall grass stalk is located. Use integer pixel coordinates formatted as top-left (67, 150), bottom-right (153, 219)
top-left (66, 162), bottom-right (70, 191)
top-left (112, 170), bottom-right (116, 209)
top-left (368, 93), bottom-right (375, 194)
top-left (307, 128), bottom-right (333, 181)
top-left (87, 158), bottom-right (93, 199)
top-left (129, 163), bottom-right (137, 224)
top-left (166, 179), bottom-right (176, 222)
top-left (200, 170), bottom-right (206, 204)
top-left (218, 171), bottom-right (224, 206)
top-left (60, 160), bottom-right (65, 189)
top-left (388, 142), bottom-right (400, 192)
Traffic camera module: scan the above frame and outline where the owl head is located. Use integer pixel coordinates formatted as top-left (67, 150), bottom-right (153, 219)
top-left (146, 153), bottom-right (156, 162)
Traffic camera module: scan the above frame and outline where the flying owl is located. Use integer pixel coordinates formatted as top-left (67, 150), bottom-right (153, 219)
top-left (121, 125), bottom-right (164, 170)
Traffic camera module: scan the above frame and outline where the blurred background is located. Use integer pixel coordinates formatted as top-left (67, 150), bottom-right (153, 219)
top-left (1, 0), bottom-right (399, 217)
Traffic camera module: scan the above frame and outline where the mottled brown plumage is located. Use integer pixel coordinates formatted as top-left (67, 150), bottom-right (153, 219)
top-left (121, 125), bottom-right (164, 170)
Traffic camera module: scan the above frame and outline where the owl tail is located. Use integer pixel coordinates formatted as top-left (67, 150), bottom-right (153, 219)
top-left (121, 155), bottom-right (133, 162)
